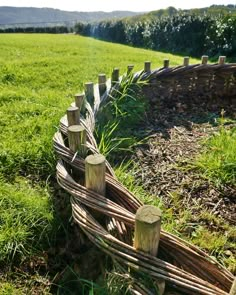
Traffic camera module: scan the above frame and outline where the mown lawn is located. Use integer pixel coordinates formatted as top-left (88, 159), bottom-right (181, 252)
top-left (0, 34), bottom-right (197, 293)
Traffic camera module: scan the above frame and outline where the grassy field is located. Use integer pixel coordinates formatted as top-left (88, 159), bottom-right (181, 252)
top-left (1, 33), bottom-right (235, 294)
top-left (1, 33), bottom-right (236, 295)
top-left (0, 34), bottom-right (199, 293)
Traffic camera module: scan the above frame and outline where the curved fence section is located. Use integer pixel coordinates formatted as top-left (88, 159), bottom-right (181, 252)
top-left (53, 56), bottom-right (235, 295)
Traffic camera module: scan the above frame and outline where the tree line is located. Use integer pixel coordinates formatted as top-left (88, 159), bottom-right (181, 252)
top-left (74, 13), bottom-right (236, 58)
top-left (0, 26), bottom-right (71, 34)
top-left (1, 12), bottom-right (235, 58)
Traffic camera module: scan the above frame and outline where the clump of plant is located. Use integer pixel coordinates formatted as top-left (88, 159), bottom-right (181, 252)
top-left (96, 71), bottom-right (148, 157)
top-left (0, 177), bottom-right (53, 263)
top-left (196, 112), bottom-right (236, 186)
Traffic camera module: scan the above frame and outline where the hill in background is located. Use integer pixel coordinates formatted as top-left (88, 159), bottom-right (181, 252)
top-left (0, 6), bottom-right (141, 27)
top-left (126, 4), bottom-right (236, 22)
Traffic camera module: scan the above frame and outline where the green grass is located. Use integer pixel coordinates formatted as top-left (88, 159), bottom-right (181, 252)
top-left (196, 125), bottom-right (236, 185)
top-left (115, 163), bottom-right (236, 274)
top-left (0, 33), bottom-right (209, 293)
top-left (0, 34), bottom-right (196, 180)
top-left (0, 177), bottom-right (53, 262)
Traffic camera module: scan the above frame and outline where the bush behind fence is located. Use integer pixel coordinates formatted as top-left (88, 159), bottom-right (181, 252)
top-left (74, 13), bottom-right (236, 58)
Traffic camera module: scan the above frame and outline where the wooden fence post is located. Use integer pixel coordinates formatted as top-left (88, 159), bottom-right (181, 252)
top-left (98, 74), bottom-right (107, 95)
top-left (201, 55), bottom-right (208, 65)
top-left (218, 56), bottom-right (226, 65)
top-left (134, 205), bottom-right (165, 294)
top-left (84, 82), bottom-right (94, 105)
top-left (230, 277), bottom-right (236, 295)
top-left (183, 56), bottom-right (189, 66)
top-left (85, 154), bottom-right (106, 196)
top-left (163, 59), bottom-right (169, 68)
top-left (112, 68), bottom-right (120, 86)
top-left (134, 205), bottom-right (161, 256)
top-left (144, 61), bottom-right (151, 72)
top-left (127, 65), bottom-right (134, 74)
top-left (67, 106), bottom-right (80, 126)
top-left (68, 125), bottom-right (86, 156)
top-left (74, 93), bottom-right (85, 110)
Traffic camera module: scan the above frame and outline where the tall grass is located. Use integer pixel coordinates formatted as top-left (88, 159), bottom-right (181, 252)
top-left (0, 33), bottom-right (192, 292)
top-left (96, 72), bottom-right (148, 157)
top-left (0, 177), bottom-right (53, 262)
top-left (0, 34), bottom-right (191, 180)
top-left (196, 125), bottom-right (236, 185)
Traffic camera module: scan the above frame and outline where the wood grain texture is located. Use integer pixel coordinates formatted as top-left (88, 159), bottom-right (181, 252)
top-left (85, 154), bottom-right (106, 196)
top-left (67, 106), bottom-right (80, 126)
top-left (230, 277), bottom-right (236, 295)
top-left (68, 125), bottom-right (86, 155)
top-left (134, 205), bottom-right (162, 256)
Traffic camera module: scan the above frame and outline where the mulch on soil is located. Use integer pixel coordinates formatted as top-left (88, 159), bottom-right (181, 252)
top-left (131, 88), bottom-right (236, 273)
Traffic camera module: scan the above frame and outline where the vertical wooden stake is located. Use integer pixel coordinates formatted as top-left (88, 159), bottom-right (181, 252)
top-left (85, 154), bottom-right (106, 196)
top-left (201, 55), bottom-right (208, 65)
top-left (74, 93), bottom-right (84, 110)
top-left (134, 205), bottom-right (162, 256)
top-left (230, 277), bottom-right (236, 295)
top-left (98, 74), bottom-right (107, 95)
top-left (218, 56), bottom-right (226, 65)
top-left (112, 68), bottom-right (120, 86)
top-left (68, 125), bottom-right (86, 156)
top-left (144, 61), bottom-right (151, 72)
top-left (183, 56), bottom-right (189, 66)
top-left (127, 65), bottom-right (134, 74)
top-left (67, 106), bottom-right (80, 127)
top-left (163, 59), bottom-right (169, 68)
top-left (84, 82), bottom-right (94, 105)
top-left (134, 205), bottom-right (165, 295)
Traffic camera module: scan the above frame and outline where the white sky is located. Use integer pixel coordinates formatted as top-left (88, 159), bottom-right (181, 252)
top-left (0, 0), bottom-right (234, 12)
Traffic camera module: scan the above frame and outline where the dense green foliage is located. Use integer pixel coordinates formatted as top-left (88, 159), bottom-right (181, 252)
top-left (75, 11), bottom-right (236, 58)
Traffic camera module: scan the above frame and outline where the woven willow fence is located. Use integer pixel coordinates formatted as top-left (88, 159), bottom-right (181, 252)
top-left (53, 56), bottom-right (236, 295)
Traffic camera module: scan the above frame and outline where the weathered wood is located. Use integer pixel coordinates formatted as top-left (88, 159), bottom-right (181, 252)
top-left (98, 74), bottom-right (107, 95)
top-left (67, 106), bottom-right (80, 126)
top-left (127, 65), bottom-right (134, 74)
top-left (112, 68), bottom-right (120, 86)
top-left (85, 154), bottom-right (106, 196)
top-left (134, 205), bottom-right (162, 256)
top-left (230, 277), bottom-right (236, 295)
top-left (183, 57), bottom-right (189, 66)
top-left (74, 93), bottom-right (85, 110)
top-left (68, 125), bottom-right (86, 155)
top-left (134, 205), bottom-right (164, 294)
top-left (144, 61), bottom-right (151, 72)
top-left (163, 59), bottom-right (169, 68)
top-left (201, 55), bottom-right (208, 65)
top-left (84, 82), bottom-right (94, 105)
top-left (218, 56), bottom-right (226, 65)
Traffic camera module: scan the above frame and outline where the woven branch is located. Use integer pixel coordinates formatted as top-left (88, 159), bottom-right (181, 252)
top-left (144, 63), bottom-right (236, 101)
top-left (53, 63), bottom-right (235, 294)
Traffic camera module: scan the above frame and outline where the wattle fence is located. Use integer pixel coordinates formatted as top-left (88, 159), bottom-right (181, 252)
top-left (53, 56), bottom-right (236, 295)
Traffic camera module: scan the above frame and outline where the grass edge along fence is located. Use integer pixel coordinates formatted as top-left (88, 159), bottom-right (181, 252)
top-left (53, 56), bottom-right (235, 294)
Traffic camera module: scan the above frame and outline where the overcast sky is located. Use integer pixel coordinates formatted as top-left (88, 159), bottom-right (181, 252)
top-left (0, 0), bottom-right (233, 12)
